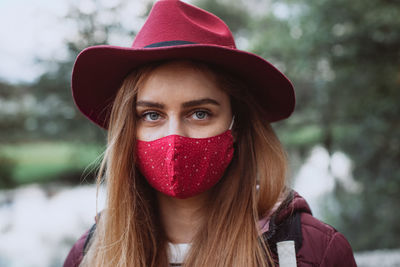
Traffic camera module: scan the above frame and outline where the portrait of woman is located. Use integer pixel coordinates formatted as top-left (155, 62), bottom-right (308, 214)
top-left (64, 0), bottom-right (357, 266)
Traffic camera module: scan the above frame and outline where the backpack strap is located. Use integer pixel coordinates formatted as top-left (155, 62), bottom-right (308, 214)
top-left (83, 223), bottom-right (97, 255)
top-left (262, 211), bottom-right (303, 255)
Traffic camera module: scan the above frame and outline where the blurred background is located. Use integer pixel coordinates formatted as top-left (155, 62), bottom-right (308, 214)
top-left (0, 0), bottom-right (399, 266)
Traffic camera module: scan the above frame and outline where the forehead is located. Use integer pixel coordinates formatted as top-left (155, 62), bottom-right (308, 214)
top-left (136, 61), bottom-right (229, 103)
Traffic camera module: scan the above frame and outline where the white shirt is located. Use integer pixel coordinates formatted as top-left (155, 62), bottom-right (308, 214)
top-left (168, 242), bottom-right (191, 266)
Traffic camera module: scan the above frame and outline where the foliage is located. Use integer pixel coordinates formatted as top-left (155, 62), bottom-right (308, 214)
top-left (248, 0), bottom-right (400, 250)
top-left (0, 0), bottom-right (146, 143)
top-left (194, 0), bottom-right (250, 34)
top-left (0, 154), bottom-right (17, 189)
top-left (0, 142), bottom-right (102, 186)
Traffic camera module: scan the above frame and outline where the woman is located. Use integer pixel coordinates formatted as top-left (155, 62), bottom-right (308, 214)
top-left (64, 0), bottom-right (357, 266)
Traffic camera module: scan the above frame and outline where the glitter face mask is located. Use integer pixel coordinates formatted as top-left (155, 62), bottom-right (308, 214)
top-left (136, 118), bottom-right (235, 198)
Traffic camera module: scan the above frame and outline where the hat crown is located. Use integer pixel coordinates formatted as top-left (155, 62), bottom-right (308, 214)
top-left (132, 0), bottom-right (236, 49)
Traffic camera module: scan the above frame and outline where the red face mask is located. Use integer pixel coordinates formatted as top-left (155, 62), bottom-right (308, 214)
top-left (136, 119), bottom-right (235, 199)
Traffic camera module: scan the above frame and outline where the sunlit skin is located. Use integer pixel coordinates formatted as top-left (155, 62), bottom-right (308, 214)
top-left (136, 60), bottom-right (233, 244)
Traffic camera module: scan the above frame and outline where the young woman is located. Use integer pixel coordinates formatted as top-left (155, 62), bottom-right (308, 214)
top-left (64, 0), bottom-right (357, 266)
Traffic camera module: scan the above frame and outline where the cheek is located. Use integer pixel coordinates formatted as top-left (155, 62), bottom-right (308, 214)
top-left (185, 127), bottom-right (215, 139)
top-left (136, 122), bottom-right (157, 141)
top-left (188, 116), bottom-right (233, 138)
top-left (135, 124), bottom-right (144, 140)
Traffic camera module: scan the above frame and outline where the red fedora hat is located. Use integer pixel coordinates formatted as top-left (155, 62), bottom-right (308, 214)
top-left (72, 0), bottom-right (295, 129)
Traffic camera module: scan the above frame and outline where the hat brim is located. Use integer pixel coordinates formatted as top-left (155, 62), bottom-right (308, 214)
top-left (72, 44), bottom-right (295, 129)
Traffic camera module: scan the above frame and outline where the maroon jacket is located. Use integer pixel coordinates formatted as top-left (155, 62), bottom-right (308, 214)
top-left (264, 191), bottom-right (357, 266)
top-left (64, 191), bottom-right (357, 267)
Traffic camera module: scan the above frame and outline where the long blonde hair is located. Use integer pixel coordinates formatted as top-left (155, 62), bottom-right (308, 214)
top-left (81, 60), bottom-right (288, 267)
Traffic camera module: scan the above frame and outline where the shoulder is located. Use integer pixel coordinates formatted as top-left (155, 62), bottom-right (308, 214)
top-left (264, 191), bottom-right (357, 267)
top-left (298, 213), bottom-right (357, 267)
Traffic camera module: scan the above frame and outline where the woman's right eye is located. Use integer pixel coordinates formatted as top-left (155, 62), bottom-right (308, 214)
top-left (143, 112), bottom-right (161, 121)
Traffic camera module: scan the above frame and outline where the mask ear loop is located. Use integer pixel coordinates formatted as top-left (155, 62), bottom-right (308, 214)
top-left (228, 116), bottom-right (235, 130)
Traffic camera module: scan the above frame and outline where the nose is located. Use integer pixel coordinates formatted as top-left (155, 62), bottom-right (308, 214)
top-left (165, 116), bottom-right (187, 137)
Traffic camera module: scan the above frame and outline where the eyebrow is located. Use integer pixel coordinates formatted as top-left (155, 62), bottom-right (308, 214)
top-left (181, 98), bottom-right (220, 108)
top-left (136, 100), bottom-right (164, 109)
top-left (136, 98), bottom-right (220, 109)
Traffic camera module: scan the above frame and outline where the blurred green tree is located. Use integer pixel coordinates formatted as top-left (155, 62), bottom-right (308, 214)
top-left (3, 0), bottom-right (150, 143)
top-left (0, 0), bottom-right (149, 186)
top-left (247, 0), bottom-right (400, 250)
top-left (29, 1), bottom-right (135, 142)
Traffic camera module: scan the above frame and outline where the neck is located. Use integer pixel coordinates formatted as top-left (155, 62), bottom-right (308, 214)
top-left (157, 191), bottom-right (209, 244)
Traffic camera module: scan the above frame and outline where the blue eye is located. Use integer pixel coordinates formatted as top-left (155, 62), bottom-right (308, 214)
top-left (143, 112), bottom-right (160, 121)
top-left (193, 111), bottom-right (209, 120)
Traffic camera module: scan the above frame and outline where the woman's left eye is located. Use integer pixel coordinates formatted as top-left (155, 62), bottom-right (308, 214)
top-left (192, 110), bottom-right (209, 120)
